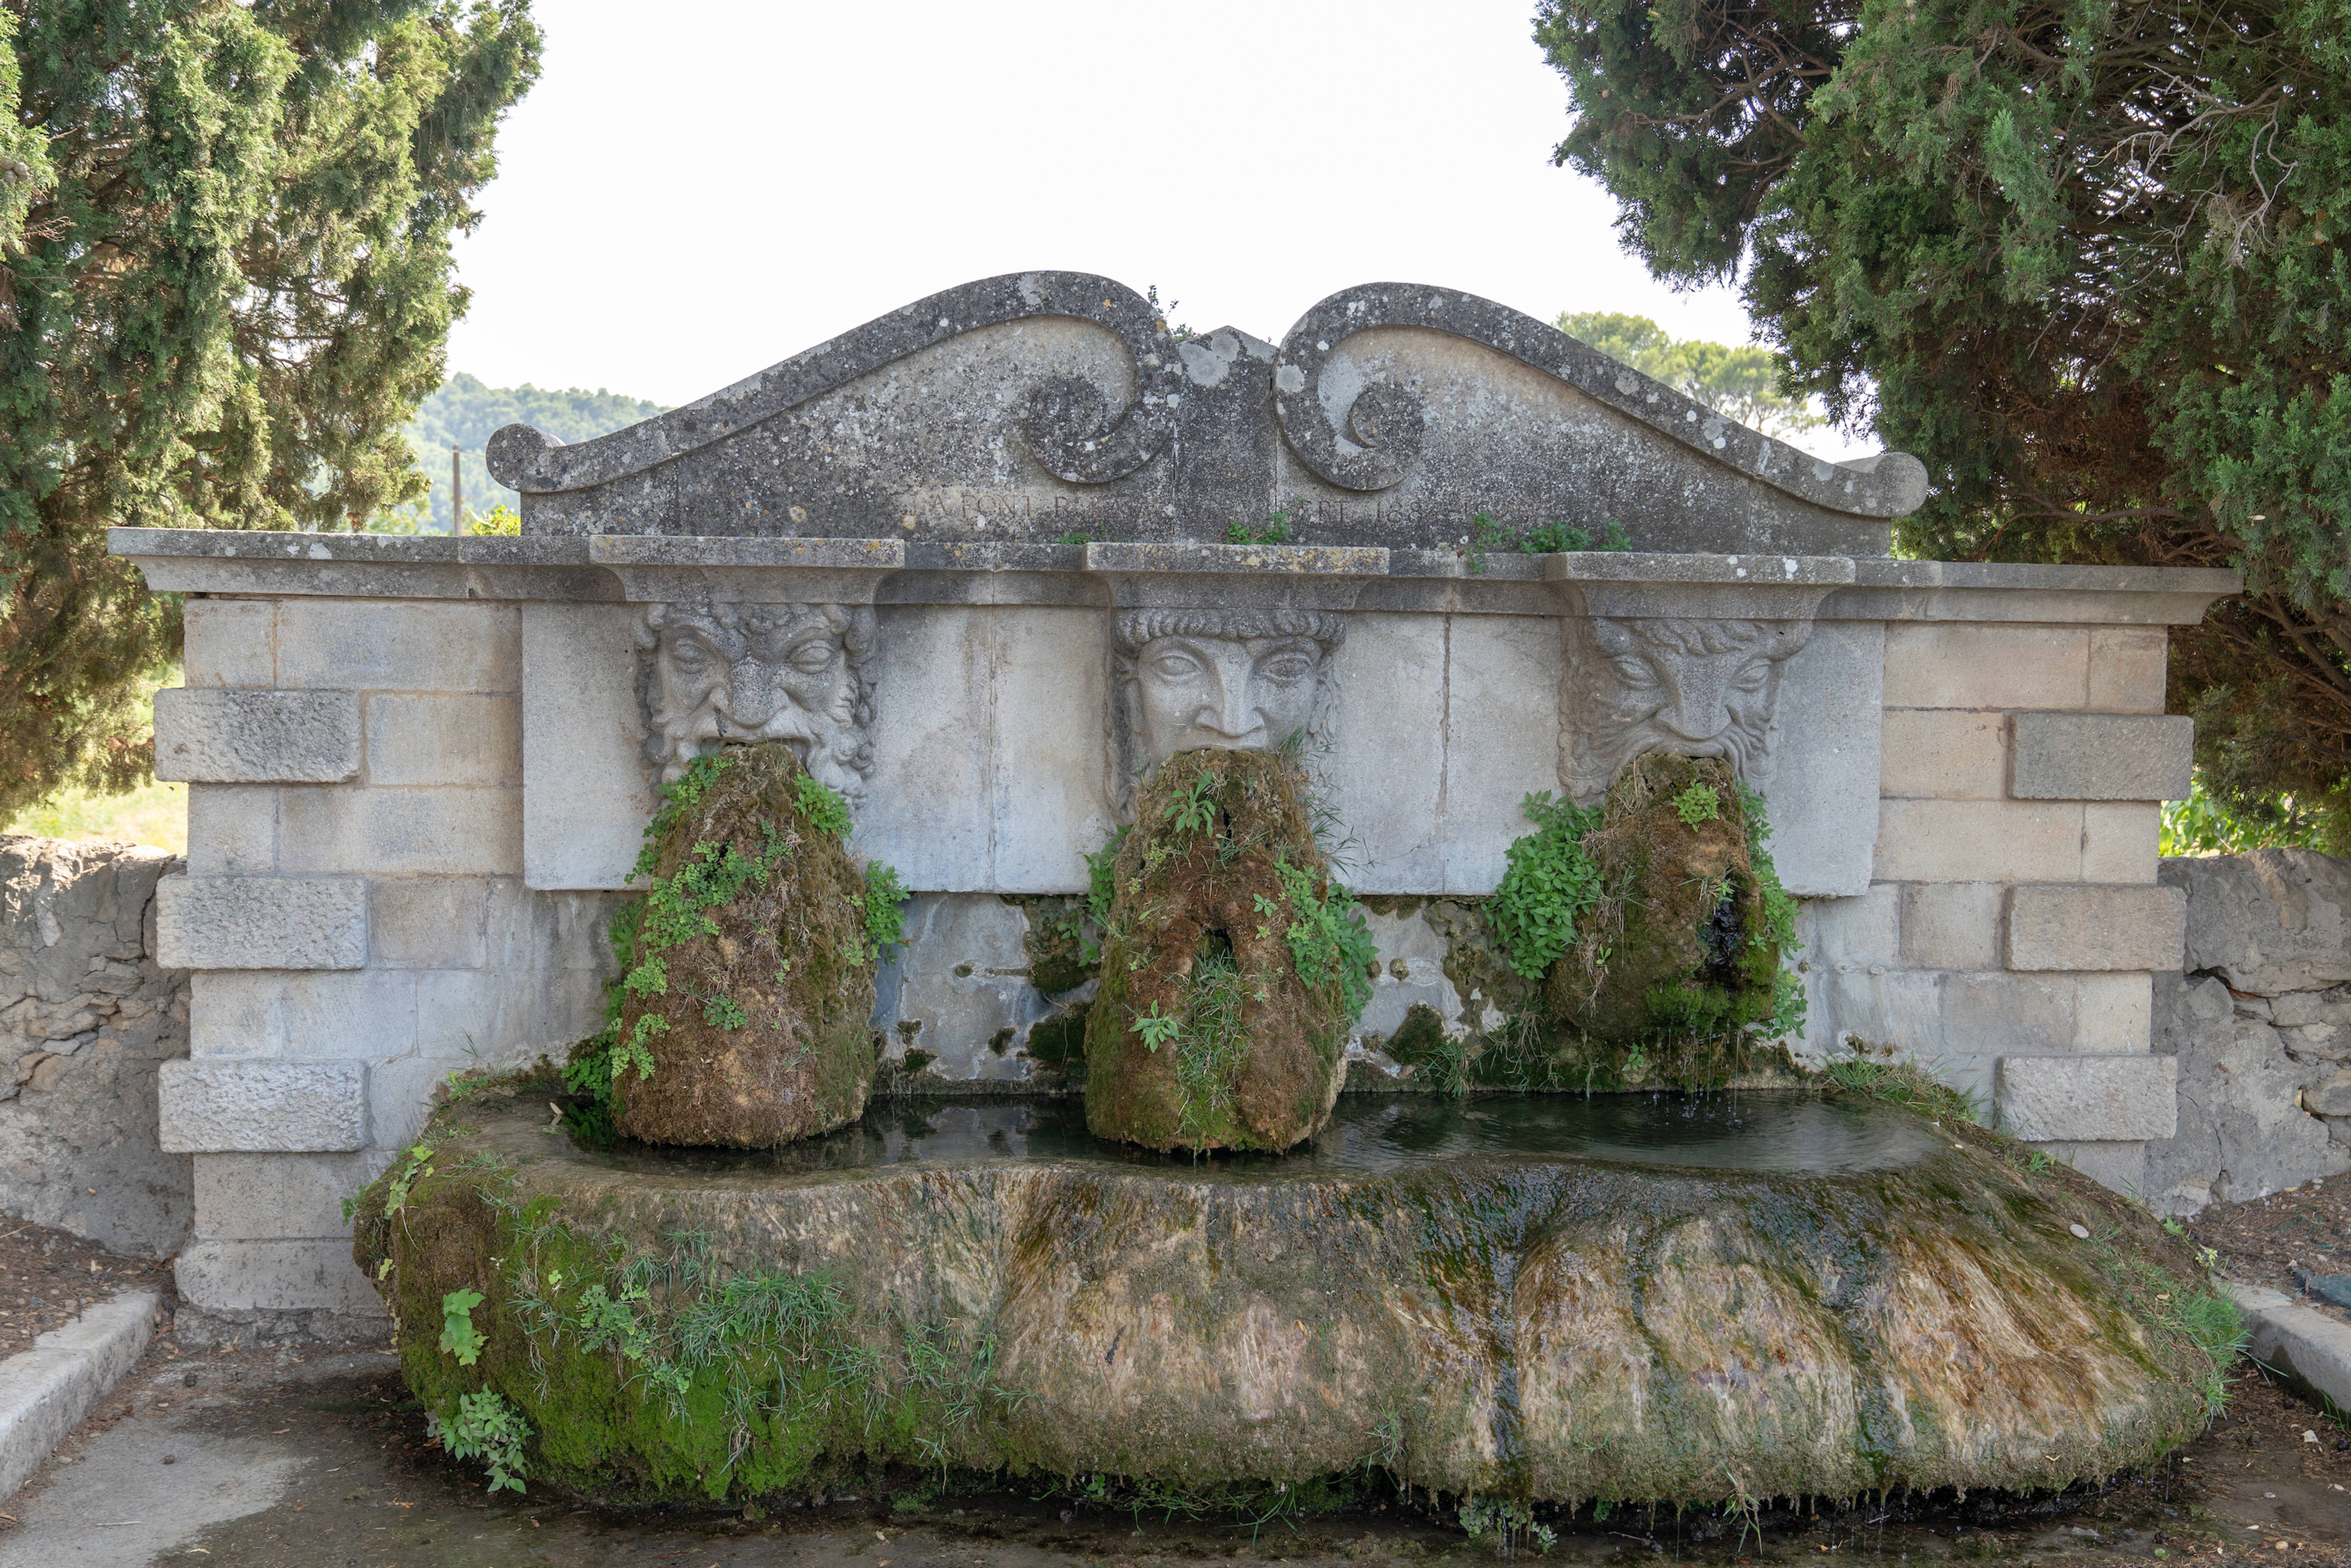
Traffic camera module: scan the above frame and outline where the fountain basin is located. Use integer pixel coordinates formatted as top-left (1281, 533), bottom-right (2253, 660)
top-left (357, 1087), bottom-right (2220, 1506)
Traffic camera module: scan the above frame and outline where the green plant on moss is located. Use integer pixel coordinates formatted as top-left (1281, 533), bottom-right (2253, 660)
top-left (441, 1287), bottom-right (488, 1365)
top-left (793, 773), bottom-right (855, 841)
top-left (700, 994), bottom-right (749, 1030)
top-left (1490, 792), bottom-right (1606, 981)
top-left (1459, 1495), bottom-right (1555, 1555)
top-left (1167, 768), bottom-right (1222, 836)
top-left (1132, 1003), bottom-right (1183, 1053)
top-left (1671, 780), bottom-right (1721, 826)
top-left (1172, 946), bottom-right (1252, 1137)
top-left (1816, 1053), bottom-right (1988, 1125)
top-left (1737, 782), bottom-right (1807, 1042)
top-left (441, 1387), bottom-right (532, 1494)
top-left (1272, 859), bottom-right (1378, 1019)
top-left (382, 1144), bottom-right (437, 1218)
top-left (857, 862), bottom-right (908, 959)
top-left (1518, 517), bottom-right (1634, 555)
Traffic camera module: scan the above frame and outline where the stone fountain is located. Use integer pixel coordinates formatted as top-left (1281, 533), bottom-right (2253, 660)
top-left (115, 273), bottom-right (2241, 1505)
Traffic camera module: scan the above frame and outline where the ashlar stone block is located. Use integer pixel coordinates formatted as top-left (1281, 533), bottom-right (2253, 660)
top-left (156, 874), bottom-right (367, 970)
top-left (153, 688), bottom-right (359, 783)
top-left (1881, 623), bottom-right (2088, 710)
top-left (181, 599), bottom-right (274, 688)
top-left (1995, 1053), bottom-right (2177, 1142)
top-left (192, 1151), bottom-right (393, 1240)
top-left (2006, 885), bottom-right (2186, 972)
top-left (174, 1237), bottom-right (384, 1314)
top-left (1899, 882), bottom-right (2000, 971)
top-left (2009, 713), bottom-right (2194, 802)
top-left (1880, 711), bottom-right (2005, 799)
top-left (158, 1059), bottom-right (368, 1152)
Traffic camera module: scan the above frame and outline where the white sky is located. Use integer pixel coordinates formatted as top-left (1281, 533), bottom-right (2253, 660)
top-left (444, 0), bottom-right (1872, 459)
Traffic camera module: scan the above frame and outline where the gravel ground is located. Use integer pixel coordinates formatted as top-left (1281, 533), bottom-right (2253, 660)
top-left (0, 1343), bottom-right (2343, 1567)
top-left (0, 1215), bottom-right (170, 1362)
top-left (2189, 1176), bottom-right (2351, 1327)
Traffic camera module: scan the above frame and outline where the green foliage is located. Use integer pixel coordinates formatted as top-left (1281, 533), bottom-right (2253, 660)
top-left (618, 826), bottom-right (793, 1080)
top-left (1131, 1004), bottom-right (1183, 1053)
top-left (1670, 780), bottom-right (1721, 826)
top-left (463, 504), bottom-right (522, 537)
top-left (1273, 859), bottom-right (1379, 1020)
top-left (1558, 311), bottom-right (1822, 438)
top-left (0, 0), bottom-right (542, 819)
top-left (1464, 510), bottom-right (1632, 571)
top-left (1166, 768), bottom-right (1222, 836)
top-left (440, 1288), bottom-right (488, 1366)
top-left (1224, 511), bottom-right (1294, 545)
top-left (392, 373), bottom-right (665, 532)
top-left (383, 1145), bottom-right (437, 1218)
top-left (859, 862), bottom-right (908, 958)
top-left (2162, 775), bottom-right (2334, 855)
top-left (793, 773), bottom-right (855, 841)
top-left (1537, 0), bottom-right (2351, 849)
top-left (1738, 783), bottom-right (1807, 1042)
top-left (1458, 1495), bottom-right (1558, 1555)
top-left (1170, 947), bottom-right (1253, 1137)
top-left (1816, 1053), bottom-right (1988, 1126)
top-left (441, 1387), bottom-right (532, 1494)
top-left (1490, 792), bottom-right (1606, 980)
top-left (700, 994), bottom-right (748, 1031)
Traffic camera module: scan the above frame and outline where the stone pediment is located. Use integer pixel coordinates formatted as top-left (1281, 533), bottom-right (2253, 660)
top-left (486, 272), bottom-right (1926, 555)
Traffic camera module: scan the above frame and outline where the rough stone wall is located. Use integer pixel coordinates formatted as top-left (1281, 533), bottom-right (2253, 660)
top-left (0, 836), bottom-right (191, 1256)
top-left (2145, 849), bottom-right (2351, 1213)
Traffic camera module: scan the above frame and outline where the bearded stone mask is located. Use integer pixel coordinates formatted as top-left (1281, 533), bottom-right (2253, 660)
top-left (1109, 608), bottom-right (1345, 817)
top-left (636, 601), bottom-right (878, 801)
top-left (1559, 615), bottom-right (1811, 804)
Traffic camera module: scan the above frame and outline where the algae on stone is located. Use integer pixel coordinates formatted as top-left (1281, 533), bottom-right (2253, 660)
top-left (1084, 750), bottom-right (1370, 1152)
top-left (1470, 754), bottom-right (1797, 1090)
top-left (354, 1081), bottom-right (2232, 1508)
top-left (606, 744), bottom-right (879, 1147)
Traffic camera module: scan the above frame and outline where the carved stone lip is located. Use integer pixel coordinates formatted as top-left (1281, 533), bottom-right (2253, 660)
top-left (472, 269), bottom-right (1926, 521)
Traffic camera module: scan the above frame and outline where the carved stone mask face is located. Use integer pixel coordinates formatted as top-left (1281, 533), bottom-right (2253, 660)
top-left (637, 602), bottom-right (877, 799)
top-left (1561, 616), bottom-right (1810, 803)
top-left (1111, 609), bottom-right (1344, 814)
top-left (1135, 634), bottom-right (1324, 766)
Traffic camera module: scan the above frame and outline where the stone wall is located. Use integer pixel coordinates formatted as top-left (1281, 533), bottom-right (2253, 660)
top-left (156, 597), bottom-right (623, 1342)
top-left (1796, 621), bottom-right (2191, 1197)
top-left (2145, 849), bottom-right (2351, 1213)
top-left (0, 836), bottom-right (190, 1257)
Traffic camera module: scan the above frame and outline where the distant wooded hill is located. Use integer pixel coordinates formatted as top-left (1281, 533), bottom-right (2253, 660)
top-left (394, 374), bottom-right (667, 530)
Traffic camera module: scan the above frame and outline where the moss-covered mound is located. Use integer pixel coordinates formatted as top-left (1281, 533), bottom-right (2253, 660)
top-left (1084, 749), bottom-right (1371, 1152)
top-left (606, 744), bottom-right (877, 1147)
top-left (353, 1080), bottom-right (2233, 1508)
top-left (1523, 752), bottom-right (1796, 1086)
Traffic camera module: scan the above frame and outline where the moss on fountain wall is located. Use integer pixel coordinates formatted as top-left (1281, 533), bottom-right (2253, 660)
top-left (1083, 751), bottom-right (1371, 1151)
top-left (589, 745), bottom-right (881, 1148)
top-left (355, 1079), bottom-right (2233, 1510)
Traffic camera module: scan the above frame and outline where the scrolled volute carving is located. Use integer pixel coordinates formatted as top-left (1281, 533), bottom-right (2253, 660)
top-left (1560, 616), bottom-right (1813, 805)
top-left (636, 601), bottom-right (878, 802)
top-left (1109, 608), bottom-right (1346, 818)
top-left (1273, 290), bottom-right (1429, 492)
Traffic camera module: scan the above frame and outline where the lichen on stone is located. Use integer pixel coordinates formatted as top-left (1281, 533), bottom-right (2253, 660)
top-left (1083, 750), bottom-right (1373, 1151)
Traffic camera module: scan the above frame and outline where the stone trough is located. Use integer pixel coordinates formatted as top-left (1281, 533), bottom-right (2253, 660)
top-left (359, 1084), bottom-right (2218, 1505)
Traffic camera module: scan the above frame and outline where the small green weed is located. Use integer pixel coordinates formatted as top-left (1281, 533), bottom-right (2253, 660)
top-left (700, 994), bottom-right (749, 1030)
top-left (381, 1144), bottom-right (436, 1218)
top-left (440, 1287), bottom-right (487, 1365)
top-left (1490, 791), bottom-right (1605, 980)
top-left (441, 1387), bottom-right (532, 1494)
top-left (1671, 780), bottom-right (1722, 825)
top-left (1224, 511), bottom-right (1294, 545)
top-left (1132, 1004), bottom-right (1183, 1053)
top-left (1273, 858), bottom-right (1379, 1019)
top-left (793, 773), bottom-right (855, 841)
top-left (1166, 769), bottom-right (1221, 836)
top-left (858, 861), bottom-right (908, 958)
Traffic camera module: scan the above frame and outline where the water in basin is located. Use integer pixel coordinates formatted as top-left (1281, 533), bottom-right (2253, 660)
top-left (587, 1088), bottom-right (1939, 1181)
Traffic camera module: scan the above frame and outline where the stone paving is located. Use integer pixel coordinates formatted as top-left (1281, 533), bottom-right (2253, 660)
top-left (2, 1345), bottom-right (2345, 1567)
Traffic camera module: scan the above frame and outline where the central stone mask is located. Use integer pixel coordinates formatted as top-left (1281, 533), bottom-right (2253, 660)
top-left (1110, 608), bottom-right (1345, 815)
top-left (1560, 615), bottom-right (1812, 804)
top-left (636, 601), bottom-right (878, 801)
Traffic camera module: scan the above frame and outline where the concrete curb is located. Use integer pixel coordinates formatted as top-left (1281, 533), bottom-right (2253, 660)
top-left (0, 1289), bottom-right (161, 1499)
top-left (2225, 1281), bottom-right (2351, 1414)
